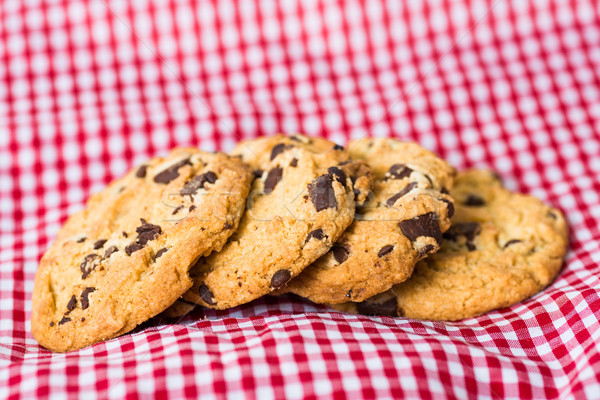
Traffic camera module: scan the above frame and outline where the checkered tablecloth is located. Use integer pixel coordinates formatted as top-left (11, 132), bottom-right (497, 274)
top-left (2, 0), bottom-right (600, 398)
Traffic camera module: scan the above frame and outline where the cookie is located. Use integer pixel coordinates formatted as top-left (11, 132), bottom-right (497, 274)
top-left (333, 170), bottom-right (568, 320)
top-left (277, 138), bottom-right (456, 303)
top-left (31, 148), bottom-right (253, 351)
top-left (182, 134), bottom-right (372, 309)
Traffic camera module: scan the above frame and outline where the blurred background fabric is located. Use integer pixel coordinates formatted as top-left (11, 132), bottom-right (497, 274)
top-left (2, 1), bottom-right (600, 398)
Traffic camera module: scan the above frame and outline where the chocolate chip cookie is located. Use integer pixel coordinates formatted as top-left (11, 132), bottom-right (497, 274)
top-left (333, 169), bottom-right (568, 320)
top-left (277, 138), bottom-right (456, 303)
top-left (31, 148), bottom-right (253, 351)
top-left (182, 134), bottom-right (372, 309)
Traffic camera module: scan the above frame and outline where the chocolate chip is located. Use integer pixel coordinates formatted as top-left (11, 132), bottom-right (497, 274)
top-left (125, 242), bottom-right (144, 256)
top-left (136, 165), bottom-right (147, 178)
top-left (441, 199), bottom-right (455, 219)
top-left (136, 219), bottom-right (162, 245)
top-left (398, 213), bottom-right (442, 245)
top-left (328, 167), bottom-right (346, 184)
top-left (253, 169), bottom-right (264, 178)
top-left (444, 222), bottom-right (481, 242)
top-left (122, 231), bottom-right (128, 238)
top-left (153, 158), bottom-right (192, 184)
top-left (180, 171), bottom-right (218, 196)
top-left (198, 284), bottom-right (216, 305)
top-left (93, 239), bottom-right (107, 250)
top-left (76, 237), bottom-right (86, 243)
top-left (333, 245), bottom-right (349, 264)
top-left (270, 143), bottom-right (293, 160)
top-left (356, 298), bottom-right (397, 317)
top-left (154, 248), bottom-right (168, 260)
top-left (504, 239), bottom-right (522, 249)
top-left (290, 158), bottom-right (298, 167)
top-left (66, 295), bottom-right (77, 313)
top-left (443, 222), bottom-right (481, 251)
top-left (346, 290), bottom-right (353, 298)
top-left (49, 322), bottom-right (54, 327)
top-left (224, 222), bottom-right (233, 229)
top-left (189, 205), bottom-right (196, 212)
top-left (102, 246), bottom-right (119, 260)
top-left (386, 164), bottom-right (413, 180)
top-left (386, 182), bottom-right (418, 207)
top-left (305, 229), bottom-right (326, 243)
top-left (464, 194), bottom-right (485, 206)
top-left (204, 171), bottom-right (217, 183)
top-left (418, 244), bottom-right (436, 256)
top-left (441, 187), bottom-right (449, 194)
top-left (271, 269), bottom-right (292, 288)
top-left (80, 287), bottom-right (96, 310)
top-left (308, 173), bottom-right (337, 211)
top-left (264, 167), bottom-right (283, 194)
top-left (81, 318), bottom-right (85, 322)
top-left (80, 254), bottom-right (100, 279)
top-left (378, 245), bottom-right (394, 258)
top-left (442, 230), bottom-right (456, 241)
top-left (58, 316), bottom-right (71, 325)
top-left (172, 205), bottom-right (183, 215)
top-left (333, 144), bottom-right (344, 150)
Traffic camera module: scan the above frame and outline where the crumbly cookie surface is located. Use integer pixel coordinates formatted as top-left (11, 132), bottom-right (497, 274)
top-left (279, 138), bottom-right (456, 303)
top-left (334, 170), bottom-right (568, 320)
top-left (183, 134), bottom-right (371, 309)
top-left (32, 148), bottom-right (252, 351)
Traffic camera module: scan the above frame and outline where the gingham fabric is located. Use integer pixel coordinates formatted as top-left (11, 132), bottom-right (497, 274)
top-left (1, 0), bottom-right (600, 398)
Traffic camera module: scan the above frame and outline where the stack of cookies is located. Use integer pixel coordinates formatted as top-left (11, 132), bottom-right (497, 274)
top-left (31, 135), bottom-right (568, 352)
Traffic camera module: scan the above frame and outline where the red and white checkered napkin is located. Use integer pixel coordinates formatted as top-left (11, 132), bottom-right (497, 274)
top-left (2, 0), bottom-right (600, 398)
